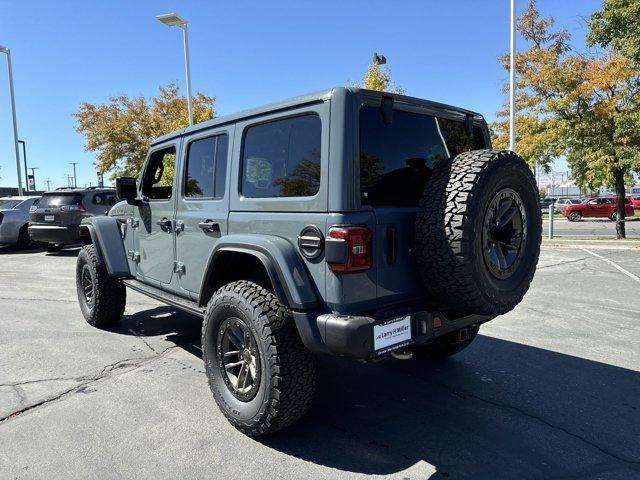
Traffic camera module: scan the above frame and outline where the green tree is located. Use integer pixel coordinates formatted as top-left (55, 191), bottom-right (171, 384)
top-left (74, 84), bottom-right (215, 179)
top-left (493, 1), bottom-right (640, 238)
top-left (588, 0), bottom-right (640, 65)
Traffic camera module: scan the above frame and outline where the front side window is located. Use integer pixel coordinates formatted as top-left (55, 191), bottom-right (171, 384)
top-left (241, 114), bottom-right (321, 198)
top-left (185, 134), bottom-right (228, 198)
top-left (141, 147), bottom-right (176, 200)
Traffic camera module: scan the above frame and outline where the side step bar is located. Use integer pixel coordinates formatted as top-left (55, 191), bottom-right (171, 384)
top-left (122, 279), bottom-right (205, 318)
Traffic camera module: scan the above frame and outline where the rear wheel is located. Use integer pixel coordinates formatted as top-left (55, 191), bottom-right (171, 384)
top-left (76, 244), bottom-right (126, 327)
top-left (610, 211), bottom-right (619, 222)
top-left (415, 150), bottom-right (541, 317)
top-left (412, 325), bottom-right (479, 360)
top-left (568, 211), bottom-right (582, 222)
top-left (202, 281), bottom-right (317, 436)
top-left (16, 225), bottom-right (32, 249)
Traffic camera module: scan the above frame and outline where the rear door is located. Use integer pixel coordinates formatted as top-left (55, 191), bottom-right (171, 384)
top-left (134, 142), bottom-right (180, 285)
top-left (175, 127), bottom-right (233, 297)
top-left (358, 105), bottom-right (489, 306)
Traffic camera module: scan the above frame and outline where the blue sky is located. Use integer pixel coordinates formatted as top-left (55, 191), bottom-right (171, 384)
top-left (0, 0), bottom-right (601, 190)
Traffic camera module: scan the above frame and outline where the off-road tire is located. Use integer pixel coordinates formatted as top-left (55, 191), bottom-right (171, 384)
top-left (76, 244), bottom-right (126, 327)
top-left (412, 325), bottom-right (480, 360)
top-left (415, 150), bottom-right (541, 317)
top-left (202, 280), bottom-right (317, 436)
top-left (16, 224), bottom-right (32, 249)
top-left (45, 243), bottom-right (63, 252)
top-left (568, 211), bottom-right (582, 222)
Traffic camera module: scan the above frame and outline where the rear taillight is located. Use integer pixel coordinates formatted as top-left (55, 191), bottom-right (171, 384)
top-left (327, 226), bottom-right (372, 272)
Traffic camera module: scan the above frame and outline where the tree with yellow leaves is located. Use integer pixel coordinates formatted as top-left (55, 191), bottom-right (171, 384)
top-left (492, 0), bottom-right (640, 238)
top-left (362, 54), bottom-right (404, 93)
top-left (74, 84), bottom-right (215, 179)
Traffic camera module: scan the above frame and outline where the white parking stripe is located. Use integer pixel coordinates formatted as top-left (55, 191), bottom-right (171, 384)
top-left (579, 247), bottom-right (640, 283)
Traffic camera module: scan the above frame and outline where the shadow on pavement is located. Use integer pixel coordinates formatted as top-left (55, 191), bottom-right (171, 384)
top-left (116, 307), bottom-right (640, 479)
top-left (0, 245), bottom-right (45, 255)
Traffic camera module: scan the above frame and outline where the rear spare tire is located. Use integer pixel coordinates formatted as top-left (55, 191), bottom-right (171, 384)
top-left (415, 150), bottom-right (541, 317)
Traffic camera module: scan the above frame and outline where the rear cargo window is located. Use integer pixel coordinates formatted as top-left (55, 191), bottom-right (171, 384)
top-left (38, 194), bottom-right (82, 207)
top-left (359, 107), bottom-right (488, 206)
top-left (241, 114), bottom-right (321, 198)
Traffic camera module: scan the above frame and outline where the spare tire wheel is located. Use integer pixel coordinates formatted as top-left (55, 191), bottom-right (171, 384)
top-left (415, 150), bottom-right (541, 317)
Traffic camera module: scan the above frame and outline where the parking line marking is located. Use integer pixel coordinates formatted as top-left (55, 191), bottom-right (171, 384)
top-left (579, 247), bottom-right (640, 283)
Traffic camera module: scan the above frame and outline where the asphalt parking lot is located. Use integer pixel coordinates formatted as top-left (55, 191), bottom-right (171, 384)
top-left (543, 216), bottom-right (640, 237)
top-left (1, 244), bottom-right (639, 479)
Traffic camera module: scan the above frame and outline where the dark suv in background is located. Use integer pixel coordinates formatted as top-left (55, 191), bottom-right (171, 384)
top-left (29, 188), bottom-right (117, 252)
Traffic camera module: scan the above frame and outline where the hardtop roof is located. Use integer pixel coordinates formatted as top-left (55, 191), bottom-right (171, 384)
top-left (152, 86), bottom-right (485, 146)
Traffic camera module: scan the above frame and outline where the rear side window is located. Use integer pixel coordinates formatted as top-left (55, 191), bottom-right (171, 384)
top-left (91, 192), bottom-right (117, 206)
top-left (184, 134), bottom-right (228, 199)
top-left (39, 194), bottom-right (82, 207)
top-left (241, 114), bottom-right (321, 198)
top-left (0, 199), bottom-right (21, 209)
top-left (141, 147), bottom-right (176, 200)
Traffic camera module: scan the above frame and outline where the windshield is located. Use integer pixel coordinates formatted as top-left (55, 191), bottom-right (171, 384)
top-left (0, 199), bottom-right (21, 210)
top-left (38, 193), bottom-right (82, 207)
top-left (359, 106), bottom-right (488, 206)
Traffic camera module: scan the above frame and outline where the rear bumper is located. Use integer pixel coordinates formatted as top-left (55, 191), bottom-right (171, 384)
top-left (28, 224), bottom-right (80, 244)
top-left (293, 308), bottom-right (491, 360)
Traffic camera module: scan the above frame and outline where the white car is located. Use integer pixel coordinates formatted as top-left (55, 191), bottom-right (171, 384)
top-left (0, 196), bottom-right (41, 248)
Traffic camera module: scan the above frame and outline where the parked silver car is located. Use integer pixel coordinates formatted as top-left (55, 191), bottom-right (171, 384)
top-left (0, 196), bottom-right (41, 248)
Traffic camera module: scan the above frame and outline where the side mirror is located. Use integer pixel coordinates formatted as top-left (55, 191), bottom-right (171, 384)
top-left (116, 177), bottom-right (138, 205)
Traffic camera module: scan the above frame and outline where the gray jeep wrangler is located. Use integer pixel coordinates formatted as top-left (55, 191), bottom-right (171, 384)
top-left (75, 87), bottom-right (541, 436)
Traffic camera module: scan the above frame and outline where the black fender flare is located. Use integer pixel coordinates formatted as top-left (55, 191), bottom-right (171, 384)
top-left (79, 217), bottom-right (130, 277)
top-left (198, 234), bottom-right (319, 311)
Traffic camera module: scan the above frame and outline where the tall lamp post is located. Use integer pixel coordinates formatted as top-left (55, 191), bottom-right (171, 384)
top-left (18, 140), bottom-right (27, 191)
top-left (509, 0), bottom-right (516, 152)
top-left (1, 45), bottom-right (24, 195)
top-left (156, 13), bottom-right (193, 126)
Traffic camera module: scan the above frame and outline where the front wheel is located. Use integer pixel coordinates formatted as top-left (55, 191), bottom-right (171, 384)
top-left (568, 211), bottom-right (582, 222)
top-left (610, 211), bottom-right (619, 222)
top-left (202, 281), bottom-right (317, 436)
top-left (76, 244), bottom-right (126, 327)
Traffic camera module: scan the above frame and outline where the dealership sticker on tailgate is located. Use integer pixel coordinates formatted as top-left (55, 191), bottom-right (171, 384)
top-left (374, 316), bottom-right (411, 351)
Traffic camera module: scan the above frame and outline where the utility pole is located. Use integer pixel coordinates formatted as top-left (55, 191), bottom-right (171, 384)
top-left (44, 178), bottom-right (52, 191)
top-left (70, 162), bottom-right (78, 188)
top-left (509, 0), bottom-right (516, 152)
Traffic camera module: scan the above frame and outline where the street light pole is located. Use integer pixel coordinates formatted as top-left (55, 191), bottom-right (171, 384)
top-left (18, 140), bottom-right (27, 191)
top-left (1, 45), bottom-right (24, 196)
top-left (157, 13), bottom-right (193, 126)
top-left (509, 0), bottom-right (516, 152)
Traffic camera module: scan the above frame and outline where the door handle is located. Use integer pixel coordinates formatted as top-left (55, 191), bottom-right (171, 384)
top-left (198, 220), bottom-right (221, 236)
top-left (156, 218), bottom-right (173, 232)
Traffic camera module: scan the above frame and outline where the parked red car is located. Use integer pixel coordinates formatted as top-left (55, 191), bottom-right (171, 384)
top-left (629, 195), bottom-right (640, 210)
top-left (563, 197), bottom-right (634, 221)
